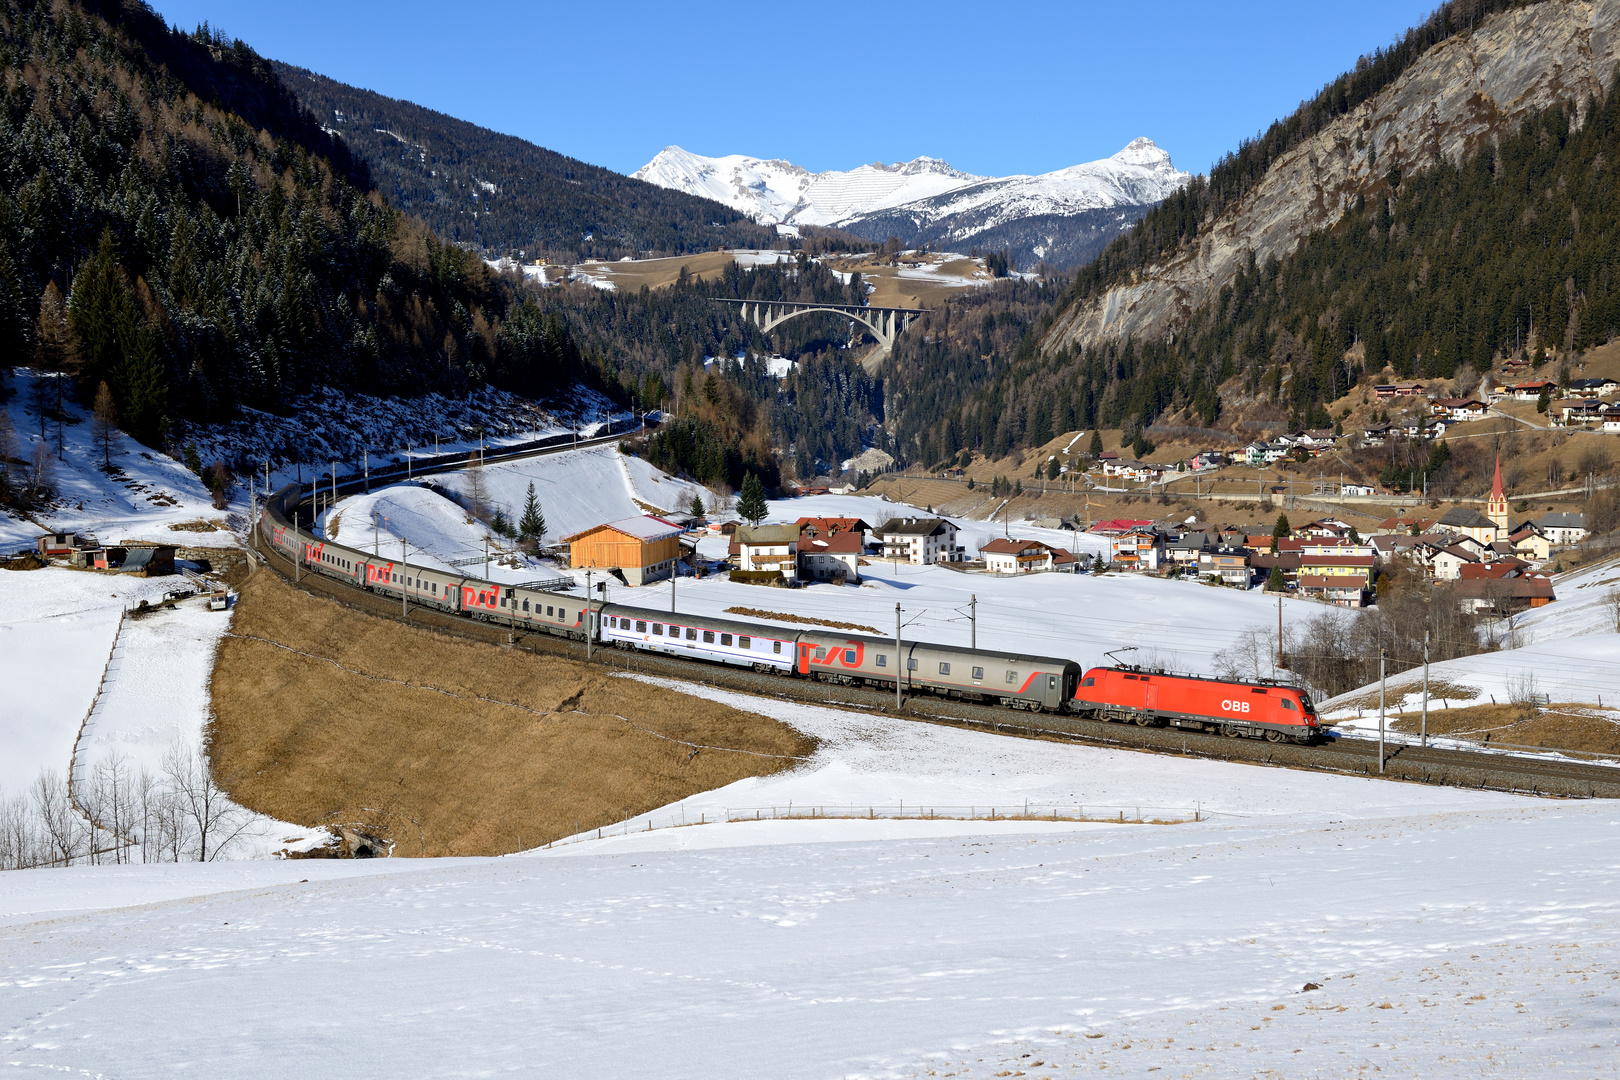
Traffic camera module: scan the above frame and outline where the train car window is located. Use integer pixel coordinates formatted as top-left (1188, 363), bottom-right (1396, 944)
top-left (938, 662), bottom-right (950, 675)
top-left (1005, 670), bottom-right (1016, 683)
top-left (686, 627), bottom-right (697, 640)
top-left (1081, 677), bottom-right (1095, 687)
top-left (653, 624), bottom-right (664, 635)
top-left (844, 649), bottom-right (856, 664)
top-left (814, 647), bottom-right (827, 660)
top-left (668, 625), bottom-right (680, 637)
top-left (636, 621), bottom-right (648, 633)
top-left (972, 666), bottom-right (984, 680)
top-left (875, 654), bottom-right (886, 667)
top-left (740, 636), bottom-right (751, 649)
top-left (773, 641), bottom-right (782, 654)
top-left (432, 584), bottom-right (438, 594)
top-left (703, 631), bottom-right (715, 643)
top-left (522, 600), bottom-right (529, 612)
top-left (547, 606), bottom-right (555, 616)
top-left (1280, 699), bottom-right (1298, 710)
top-left (1048, 676), bottom-right (1058, 690)
top-left (559, 610), bottom-right (567, 620)
top-left (908, 658), bottom-right (918, 671)
top-left (721, 634), bottom-right (733, 646)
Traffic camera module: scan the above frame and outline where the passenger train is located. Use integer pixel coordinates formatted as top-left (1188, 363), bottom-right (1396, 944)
top-left (262, 485), bottom-right (1322, 743)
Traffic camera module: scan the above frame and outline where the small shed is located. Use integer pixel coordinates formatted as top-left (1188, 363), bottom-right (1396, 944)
top-left (562, 516), bottom-right (684, 586)
top-left (36, 533), bottom-right (80, 557)
top-left (117, 541), bottom-right (176, 576)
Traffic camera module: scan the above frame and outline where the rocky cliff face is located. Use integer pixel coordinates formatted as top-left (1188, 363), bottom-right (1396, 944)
top-left (1046, 0), bottom-right (1620, 354)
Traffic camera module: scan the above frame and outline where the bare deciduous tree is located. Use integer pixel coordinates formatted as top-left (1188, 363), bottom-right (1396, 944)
top-left (92, 380), bottom-right (118, 469)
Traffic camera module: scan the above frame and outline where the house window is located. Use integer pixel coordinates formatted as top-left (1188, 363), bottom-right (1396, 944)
top-left (703, 631), bottom-right (715, 643)
top-left (876, 654), bottom-right (886, 667)
top-left (972, 666), bottom-right (984, 680)
top-left (721, 634), bottom-right (732, 646)
top-left (1005, 670), bottom-right (1016, 683)
top-left (740, 636), bottom-right (751, 649)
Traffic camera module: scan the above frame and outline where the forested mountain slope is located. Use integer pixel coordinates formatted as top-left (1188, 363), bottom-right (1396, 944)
top-left (0, 0), bottom-right (580, 450)
top-left (883, 0), bottom-right (1620, 465)
top-left (273, 64), bottom-right (777, 262)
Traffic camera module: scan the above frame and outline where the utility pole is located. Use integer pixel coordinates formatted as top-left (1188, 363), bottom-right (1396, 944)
top-left (895, 603), bottom-right (903, 711)
top-left (970, 594), bottom-right (977, 649)
top-left (1422, 630), bottom-right (1430, 748)
top-left (1276, 594), bottom-right (1283, 676)
top-left (1378, 648), bottom-right (1387, 775)
top-left (483, 535), bottom-right (490, 579)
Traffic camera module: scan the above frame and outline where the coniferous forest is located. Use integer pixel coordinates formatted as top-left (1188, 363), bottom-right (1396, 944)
top-left (889, 70), bottom-right (1620, 466)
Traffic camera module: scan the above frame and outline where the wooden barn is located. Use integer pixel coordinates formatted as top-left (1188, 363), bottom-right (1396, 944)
top-left (562, 516), bottom-right (684, 585)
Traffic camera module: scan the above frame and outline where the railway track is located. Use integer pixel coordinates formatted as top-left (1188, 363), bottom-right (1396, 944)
top-left (247, 538), bottom-right (1620, 801)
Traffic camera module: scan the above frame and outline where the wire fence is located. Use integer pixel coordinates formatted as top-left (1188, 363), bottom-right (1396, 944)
top-left (542, 801), bottom-right (1209, 849)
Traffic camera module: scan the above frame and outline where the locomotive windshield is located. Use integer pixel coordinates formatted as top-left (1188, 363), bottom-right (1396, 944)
top-left (1298, 694), bottom-right (1315, 712)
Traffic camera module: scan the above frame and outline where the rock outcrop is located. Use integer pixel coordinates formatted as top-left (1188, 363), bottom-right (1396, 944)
top-left (1046, 0), bottom-right (1620, 354)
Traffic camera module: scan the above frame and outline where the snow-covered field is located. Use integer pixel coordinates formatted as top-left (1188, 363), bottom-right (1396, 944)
top-left (2, 687), bottom-right (1612, 1078)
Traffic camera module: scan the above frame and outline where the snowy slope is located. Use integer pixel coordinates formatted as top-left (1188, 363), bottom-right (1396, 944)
top-left (634, 139), bottom-right (1190, 234)
top-left (3, 750), bottom-right (1610, 1078)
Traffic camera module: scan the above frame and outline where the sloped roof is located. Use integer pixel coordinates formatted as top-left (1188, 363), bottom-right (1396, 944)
top-left (562, 515), bottom-right (685, 543)
top-left (803, 531), bottom-right (862, 554)
top-left (736, 524), bottom-right (802, 545)
top-left (1536, 512), bottom-right (1586, 529)
top-left (981, 538), bottom-right (1048, 556)
top-left (1438, 507), bottom-right (1498, 530)
top-left (878, 517), bottom-right (953, 537)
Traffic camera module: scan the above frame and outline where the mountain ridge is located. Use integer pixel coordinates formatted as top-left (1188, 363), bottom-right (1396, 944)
top-left (634, 140), bottom-right (1191, 269)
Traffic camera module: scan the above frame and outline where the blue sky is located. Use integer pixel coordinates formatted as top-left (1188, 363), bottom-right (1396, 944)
top-left (146, 1), bottom-right (1439, 178)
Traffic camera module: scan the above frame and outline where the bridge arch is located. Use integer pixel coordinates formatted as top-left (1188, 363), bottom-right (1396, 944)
top-left (714, 299), bottom-right (927, 364)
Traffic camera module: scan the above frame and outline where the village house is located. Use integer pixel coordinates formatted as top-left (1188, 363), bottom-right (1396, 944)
top-left (1567, 377), bottom-right (1619, 398)
top-left (1111, 528), bottom-right (1164, 571)
top-left (1374, 382), bottom-right (1426, 399)
top-left (1198, 547), bottom-right (1251, 586)
top-left (1360, 423), bottom-right (1392, 447)
top-left (1434, 507), bottom-right (1502, 546)
top-left (1508, 521), bottom-right (1553, 562)
top-left (1508, 379), bottom-right (1559, 401)
top-left (980, 538), bottom-right (1061, 574)
top-left (797, 529), bottom-right (862, 583)
top-left (1431, 397), bottom-right (1487, 421)
top-left (876, 517), bottom-right (961, 564)
top-left (1535, 512), bottom-right (1587, 547)
top-left (734, 524), bottom-right (802, 579)
top-left (563, 515), bottom-right (686, 585)
top-left (1557, 400), bottom-right (1604, 426)
top-left (796, 516), bottom-right (870, 545)
top-left (1088, 518), bottom-right (1153, 537)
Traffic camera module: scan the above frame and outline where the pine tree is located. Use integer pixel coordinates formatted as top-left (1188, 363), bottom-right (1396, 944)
top-left (491, 507), bottom-right (511, 537)
top-left (1273, 513), bottom-right (1291, 539)
top-left (518, 481), bottom-right (545, 543)
top-left (737, 471), bottom-right (768, 525)
top-left (1266, 565), bottom-right (1286, 592)
top-left (689, 492), bottom-right (705, 518)
top-left (1088, 430), bottom-right (1103, 457)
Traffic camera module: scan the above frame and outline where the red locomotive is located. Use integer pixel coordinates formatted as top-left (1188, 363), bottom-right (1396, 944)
top-left (1071, 666), bottom-right (1321, 744)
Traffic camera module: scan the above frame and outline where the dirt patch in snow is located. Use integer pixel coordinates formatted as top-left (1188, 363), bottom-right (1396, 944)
top-left (208, 569), bottom-right (816, 856)
top-left (1390, 701), bottom-right (1620, 756)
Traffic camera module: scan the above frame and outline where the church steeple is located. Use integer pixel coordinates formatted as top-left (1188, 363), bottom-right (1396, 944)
top-left (1487, 455), bottom-right (1509, 536)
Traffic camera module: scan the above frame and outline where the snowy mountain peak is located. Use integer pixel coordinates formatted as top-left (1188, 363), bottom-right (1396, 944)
top-left (1110, 137), bottom-right (1173, 168)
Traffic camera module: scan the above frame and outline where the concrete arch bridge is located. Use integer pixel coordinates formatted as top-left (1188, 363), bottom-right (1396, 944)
top-left (714, 298), bottom-right (927, 368)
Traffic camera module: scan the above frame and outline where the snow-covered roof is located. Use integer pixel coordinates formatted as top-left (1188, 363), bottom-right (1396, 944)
top-left (564, 515), bottom-right (684, 543)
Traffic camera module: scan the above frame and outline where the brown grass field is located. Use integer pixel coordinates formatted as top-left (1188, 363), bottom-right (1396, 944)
top-left (1389, 701), bottom-right (1620, 757)
top-left (210, 568), bottom-right (817, 856)
top-left (573, 249), bottom-right (748, 291)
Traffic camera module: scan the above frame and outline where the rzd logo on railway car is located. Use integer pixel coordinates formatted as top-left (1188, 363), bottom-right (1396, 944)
top-left (1220, 699), bottom-right (1251, 713)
